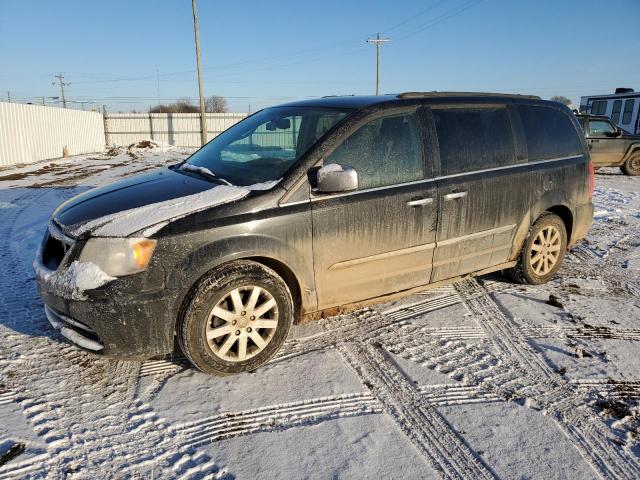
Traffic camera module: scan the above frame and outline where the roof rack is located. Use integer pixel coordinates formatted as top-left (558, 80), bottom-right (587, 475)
top-left (397, 91), bottom-right (541, 100)
top-left (321, 94), bottom-right (356, 98)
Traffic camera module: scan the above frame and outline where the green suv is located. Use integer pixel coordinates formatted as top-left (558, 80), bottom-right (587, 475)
top-left (576, 114), bottom-right (640, 175)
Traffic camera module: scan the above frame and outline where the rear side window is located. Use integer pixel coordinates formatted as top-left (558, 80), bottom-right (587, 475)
top-left (518, 106), bottom-right (583, 161)
top-left (324, 112), bottom-right (423, 190)
top-left (611, 100), bottom-right (622, 123)
top-left (433, 108), bottom-right (514, 175)
top-left (622, 100), bottom-right (635, 124)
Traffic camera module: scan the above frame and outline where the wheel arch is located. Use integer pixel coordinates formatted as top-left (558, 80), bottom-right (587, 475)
top-left (623, 143), bottom-right (640, 162)
top-left (545, 204), bottom-right (574, 241)
top-left (169, 236), bottom-right (313, 342)
top-left (510, 202), bottom-right (575, 260)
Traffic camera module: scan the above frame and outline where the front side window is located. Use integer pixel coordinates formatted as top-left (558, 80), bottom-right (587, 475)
top-left (433, 108), bottom-right (514, 175)
top-left (324, 112), bottom-right (423, 190)
top-left (518, 106), bottom-right (583, 161)
top-left (622, 99), bottom-right (635, 124)
top-left (185, 106), bottom-right (351, 186)
top-left (589, 119), bottom-right (616, 136)
top-left (611, 100), bottom-right (622, 123)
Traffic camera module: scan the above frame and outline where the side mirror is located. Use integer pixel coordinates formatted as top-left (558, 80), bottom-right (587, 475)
top-left (315, 164), bottom-right (358, 194)
top-left (616, 127), bottom-right (623, 137)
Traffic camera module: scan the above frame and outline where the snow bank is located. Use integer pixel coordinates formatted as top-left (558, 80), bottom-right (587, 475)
top-left (34, 259), bottom-right (115, 300)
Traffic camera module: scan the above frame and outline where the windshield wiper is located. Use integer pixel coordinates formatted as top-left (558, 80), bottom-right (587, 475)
top-left (179, 163), bottom-right (233, 186)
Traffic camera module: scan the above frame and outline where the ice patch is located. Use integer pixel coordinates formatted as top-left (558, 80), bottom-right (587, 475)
top-left (34, 259), bottom-right (115, 300)
top-left (321, 163), bottom-right (344, 173)
top-left (317, 163), bottom-right (346, 184)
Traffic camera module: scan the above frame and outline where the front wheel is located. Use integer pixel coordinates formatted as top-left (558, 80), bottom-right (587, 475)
top-left (621, 152), bottom-right (640, 176)
top-left (178, 260), bottom-right (294, 375)
top-left (508, 213), bottom-right (567, 285)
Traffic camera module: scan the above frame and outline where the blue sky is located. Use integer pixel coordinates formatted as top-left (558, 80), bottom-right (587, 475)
top-left (1, 0), bottom-right (639, 112)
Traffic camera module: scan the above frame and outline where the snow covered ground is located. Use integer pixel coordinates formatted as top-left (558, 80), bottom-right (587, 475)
top-left (0, 148), bottom-right (638, 479)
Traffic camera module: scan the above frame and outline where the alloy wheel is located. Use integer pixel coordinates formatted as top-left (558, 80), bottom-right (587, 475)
top-left (530, 225), bottom-right (562, 275)
top-left (205, 285), bottom-right (278, 362)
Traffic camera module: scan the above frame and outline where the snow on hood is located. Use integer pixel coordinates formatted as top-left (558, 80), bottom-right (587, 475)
top-left (34, 259), bottom-right (116, 300)
top-left (65, 179), bottom-right (281, 238)
top-left (66, 184), bottom-right (250, 238)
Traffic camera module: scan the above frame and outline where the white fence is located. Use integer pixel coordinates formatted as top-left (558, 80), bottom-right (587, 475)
top-left (0, 105), bottom-right (250, 167)
top-left (0, 102), bottom-right (105, 167)
top-left (105, 112), bottom-right (247, 147)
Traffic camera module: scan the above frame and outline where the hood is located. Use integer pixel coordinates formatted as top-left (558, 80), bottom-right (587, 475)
top-left (55, 167), bottom-right (252, 238)
top-left (55, 168), bottom-right (211, 226)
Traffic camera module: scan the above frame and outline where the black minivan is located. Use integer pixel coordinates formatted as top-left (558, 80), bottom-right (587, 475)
top-left (35, 92), bottom-right (594, 375)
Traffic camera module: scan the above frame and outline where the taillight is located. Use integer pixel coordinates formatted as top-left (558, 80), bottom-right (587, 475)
top-left (588, 159), bottom-right (595, 198)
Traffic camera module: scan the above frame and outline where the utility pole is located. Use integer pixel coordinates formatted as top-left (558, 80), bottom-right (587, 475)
top-left (156, 68), bottom-right (162, 113)
top-left (6, 91), bottom-right (10, 103)
top-left (366, 33), bottom-right (390, 95)
top-left (191, 0), bottom-right (208, 146)
top-left (41, 96), bottom-right (46, 106)
top-left (52, 74), bottom-right (69, 108)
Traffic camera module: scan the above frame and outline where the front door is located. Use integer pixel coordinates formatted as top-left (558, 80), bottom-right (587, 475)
top-left (311, 108), bottom-right (438, 309)
top-left (587, 118), bottom-right (626, 166)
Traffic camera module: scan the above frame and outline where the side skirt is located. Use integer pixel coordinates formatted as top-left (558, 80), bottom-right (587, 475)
top-left (299, 261), bottom-right (517, 323)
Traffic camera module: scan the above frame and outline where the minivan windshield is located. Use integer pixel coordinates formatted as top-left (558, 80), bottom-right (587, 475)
top-left (184, 106), bottom-right (352, 186)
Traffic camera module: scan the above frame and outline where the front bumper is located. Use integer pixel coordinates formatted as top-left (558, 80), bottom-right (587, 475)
top-left (34, 222), bottom-right (176, 359)
top-left (37, 278), bottom-right (176, 359)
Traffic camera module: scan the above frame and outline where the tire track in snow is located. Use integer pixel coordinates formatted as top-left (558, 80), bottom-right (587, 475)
top-left (338, 342), bottom-right (498, 480)
top-left (0, 453), bottom-right (48, 480)
top-left (454, 278), bottom-right (640, 480)
top-left (174, 393), bottom-right (382, 448)
top-left (174, 384), bottom-right (503, 449)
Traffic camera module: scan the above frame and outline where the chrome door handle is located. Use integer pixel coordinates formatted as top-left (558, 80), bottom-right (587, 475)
top-left (406, 198), bottom-right (433, 207)
top-left (443, 191), bottom-right (467, 201)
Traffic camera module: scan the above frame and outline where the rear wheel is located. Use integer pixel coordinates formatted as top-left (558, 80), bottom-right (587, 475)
top-left (509, 213), bottom-right (567, 285)
top-left (621, 152), bottom-right (640, 176)
top-left (178, 260), bottom-right (294, 375)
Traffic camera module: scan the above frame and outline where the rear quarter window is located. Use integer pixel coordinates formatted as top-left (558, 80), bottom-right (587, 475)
top-left (518, 106), bottom-right (583, 161)
top-left (433, 108), bottom-right (515, 175)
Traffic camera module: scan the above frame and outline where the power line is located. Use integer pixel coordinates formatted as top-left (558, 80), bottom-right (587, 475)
top-left (366, 33), bottom-right (390, 95)
top-left (382, 0), bottom-right (448, 33)
top-left (394, 0), bottom-right (487, 40)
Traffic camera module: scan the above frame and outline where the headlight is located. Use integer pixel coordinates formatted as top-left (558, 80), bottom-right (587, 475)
top-left (78, 238), bottom-right (156, 277)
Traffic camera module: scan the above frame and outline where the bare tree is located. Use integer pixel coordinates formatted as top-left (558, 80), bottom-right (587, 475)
top-left (150, 97), bottom-right (199, 113)
top-left (550, 95), bottom-right (572, 106)
top-left (206, 95), bottom-right (228, 113)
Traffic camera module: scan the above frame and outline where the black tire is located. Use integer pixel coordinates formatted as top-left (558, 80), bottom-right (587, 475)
top-left (178, 260), bottom-right (294, 375)
top-left (621, 152), bottom-right (640, 176)
top-left (508, 213), bottom-right (567, 285)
